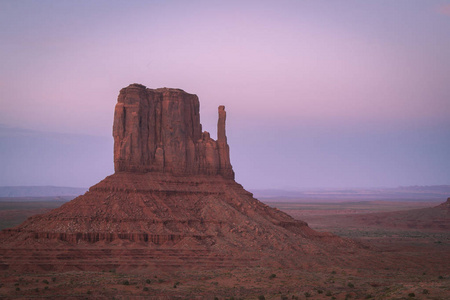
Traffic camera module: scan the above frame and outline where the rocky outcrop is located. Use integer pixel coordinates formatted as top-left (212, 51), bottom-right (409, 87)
top-left (0, 83), bottom-right (358, 272)
top-left (436, 197), bottom-right (450, 211)
top-left (113, 84), bottom-right (234, 179)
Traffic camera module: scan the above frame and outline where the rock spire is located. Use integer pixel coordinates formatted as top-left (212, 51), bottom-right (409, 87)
top-left (113, 84), bottom-right (234, 179)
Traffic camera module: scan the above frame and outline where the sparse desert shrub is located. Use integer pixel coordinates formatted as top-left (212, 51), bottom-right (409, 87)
top-left (347, 282), bottom-right (354, 288)
top-left (52, 277), bottom-right (56, 282)
top-left (44, 286), bottom-right (49, 290)
top-left (42, 279), bottom-right (49, 284)
top-left (317, 290), bottom-right (323, 294)
top-left (214, 297), bottom-right (219, 300)
top-left (281, 296), bottom-right (288, 300)
top-left (145, 279), bottom-right (151, 284)
top-left (326, 291), bottom-right (332, 296)
top-left (123, 280), bottom-right (130, 285)
top-left (158, 279), bottom-right (164, 283)
top-left (422, 289), bottom-right (429, 294)
top-left (258, 295), bottom-right (265, 300)
top-left (35, 288), bottom-right (39, 292)
top-left (304, 292), bottom-right (311, 297)
top-left (438, 275), bottom-right (444, 279)
top-left (87, 290), bottom-right (91, 294)
top-left (331, 270), bottom-right (336, 274)
top-left (143, 287), bottom-right (149, 291)
top-left (15, 287), bottom-right (20, 291)
top-left (269, 273), bottom-right (276, 279)
top-left (408, 292), bottom-right (415, 297)
top-left (364, 295), bottom-right (373, 299)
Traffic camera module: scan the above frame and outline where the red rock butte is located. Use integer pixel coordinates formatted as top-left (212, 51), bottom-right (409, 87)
top-left (0, 84), bottom-right (357, 272)
top-left (113, 84), bottom-right (233, 179)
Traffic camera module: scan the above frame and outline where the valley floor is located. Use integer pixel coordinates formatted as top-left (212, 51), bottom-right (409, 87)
top-left (0, 199), bottom-right (449, 299)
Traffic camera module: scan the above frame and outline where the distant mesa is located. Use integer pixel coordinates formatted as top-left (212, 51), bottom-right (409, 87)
top-left (437, 197), bottom-right (450, 211)
top-left (0, 84), bottom-right (356, 272)
top-left (339, 197), bottom-right (450, 232)
top-left (0, 186), bottom-right (87, 198)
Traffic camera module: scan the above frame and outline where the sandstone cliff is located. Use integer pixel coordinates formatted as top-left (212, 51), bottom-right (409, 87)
top-left (0, 83), bottom-right (358, 272)
top-left (113, 84), bottom-right (234, 179)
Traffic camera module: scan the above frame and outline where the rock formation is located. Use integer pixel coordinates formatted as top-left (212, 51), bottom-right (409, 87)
top-left (113, 84), bottom-right (234, 179)
top-left (436, 197), bottom-right (450, 211)
top-left (0, 84), bottom-right (355, 272)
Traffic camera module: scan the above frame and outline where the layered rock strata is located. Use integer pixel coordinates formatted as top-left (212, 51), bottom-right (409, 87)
top-left (0, 84), bottom-right (357, 272)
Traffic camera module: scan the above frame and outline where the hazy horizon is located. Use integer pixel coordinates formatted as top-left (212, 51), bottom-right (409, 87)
top-left (1, 1), bottom-right (449, 189)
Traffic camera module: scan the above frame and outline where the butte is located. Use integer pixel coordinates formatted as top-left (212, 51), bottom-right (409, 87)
top-left (0, 84), bottom-right (357, 272)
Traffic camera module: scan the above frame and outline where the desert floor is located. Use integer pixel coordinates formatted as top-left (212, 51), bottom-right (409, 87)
top-left (0, 199), bottom-right (448, 299)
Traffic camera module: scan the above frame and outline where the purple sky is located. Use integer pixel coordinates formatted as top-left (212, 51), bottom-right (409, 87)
top-left (1, 1), bottom-right (449, 189)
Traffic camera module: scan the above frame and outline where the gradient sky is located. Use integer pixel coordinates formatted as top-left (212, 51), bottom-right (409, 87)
top-left (1, 0), bottom-right (449, 189)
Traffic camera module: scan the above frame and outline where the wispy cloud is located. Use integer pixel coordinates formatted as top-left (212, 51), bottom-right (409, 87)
top-left (438, 4), bottom-right (450, 16)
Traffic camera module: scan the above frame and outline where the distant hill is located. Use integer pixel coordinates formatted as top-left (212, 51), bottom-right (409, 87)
top-left (330, 198), bottom-right (450, 232)
top-left (251, 185), bottom-right (450, 202)
top-left (2, 185), bottom-right (448, 201)
top-left (0, 186), bottom-right (87, 198)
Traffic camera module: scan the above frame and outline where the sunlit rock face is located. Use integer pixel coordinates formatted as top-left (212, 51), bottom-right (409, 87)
top-left (113, 84), bottom-right (234, 179)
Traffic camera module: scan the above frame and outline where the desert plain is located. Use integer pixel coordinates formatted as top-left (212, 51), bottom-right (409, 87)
top-left (0, 196), bottom-right (448, 300)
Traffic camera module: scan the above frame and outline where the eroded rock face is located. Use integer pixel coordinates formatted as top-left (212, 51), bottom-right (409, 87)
top-left (0, 83), bottom-right (359, 272)
top-left (113, 84), bottom-right (234, 179)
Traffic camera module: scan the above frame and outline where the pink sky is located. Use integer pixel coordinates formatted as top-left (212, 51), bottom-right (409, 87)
top-left (1, 1), bottom-right (449, 189)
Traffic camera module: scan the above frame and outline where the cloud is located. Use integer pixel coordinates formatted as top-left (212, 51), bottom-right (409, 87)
top-left (438, 4), bottom-right (450, 16)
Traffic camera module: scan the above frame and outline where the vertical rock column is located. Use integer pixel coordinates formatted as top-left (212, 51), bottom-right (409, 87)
top-left (217, 106), bottom-right (235, 179)
top-left (217, 105), bottom-right (227, 143)
top-left (113, 84), bottom-right (150, 173)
